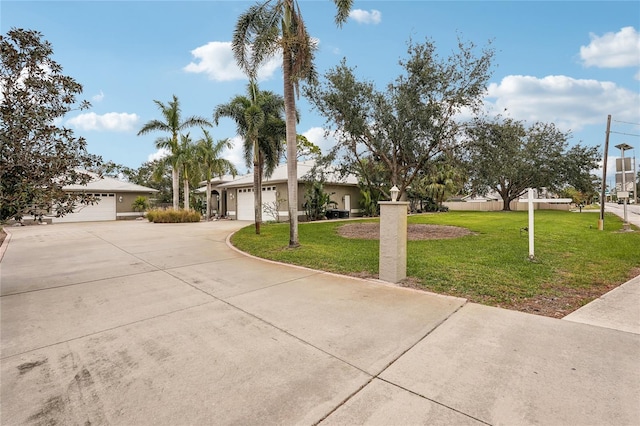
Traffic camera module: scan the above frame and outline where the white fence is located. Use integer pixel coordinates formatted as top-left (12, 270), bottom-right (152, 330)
top-left (443, 200), bottom-right (571, 212)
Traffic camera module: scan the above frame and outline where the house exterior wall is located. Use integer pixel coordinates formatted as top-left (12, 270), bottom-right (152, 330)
top-left (115, 192), bottom-right (155, 219)
top-left (319, 184), bottom-right (361, 214)
top-left (224, 182), bottom-right (362, 221)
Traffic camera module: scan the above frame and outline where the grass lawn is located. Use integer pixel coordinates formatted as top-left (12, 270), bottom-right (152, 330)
top-left (230, 211), bottom-right (640, 317)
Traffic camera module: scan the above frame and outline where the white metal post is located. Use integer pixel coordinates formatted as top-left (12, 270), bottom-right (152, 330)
top-left (528, 188), bottom-right (535, 260)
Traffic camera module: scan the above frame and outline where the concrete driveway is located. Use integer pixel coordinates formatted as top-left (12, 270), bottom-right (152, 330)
top-left (1, 220), bottom-right (639, 425)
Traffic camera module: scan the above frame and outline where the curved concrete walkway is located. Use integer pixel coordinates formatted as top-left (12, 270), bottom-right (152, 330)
top-left (1, 220), bottom-right (638, 425)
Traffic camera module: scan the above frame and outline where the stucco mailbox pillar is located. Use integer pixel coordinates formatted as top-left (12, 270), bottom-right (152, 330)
top-left (379, 197), bottom-right (409, 284)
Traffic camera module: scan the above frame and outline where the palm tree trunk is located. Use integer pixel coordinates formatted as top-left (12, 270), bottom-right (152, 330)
top-left (184, 177), bottom-right (190, 210)
top-left (171, 167), bottom-right (180, 210)
top-left (253, 151), bottom-right (262, 235)
top-left (283, 53), bottom-right (299, 247)
top-left (206, 180), bottom-right (212, 221)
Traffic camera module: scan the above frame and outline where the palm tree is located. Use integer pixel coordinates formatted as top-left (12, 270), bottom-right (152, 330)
top-left (233, 0), bottom-right (353, 246)
top-left (138, 95), bottom-right (211, 209)
top-left (196, 129), bottom-right (238, 221)
top-left (214, 82), bottom-right (285, 234)
top-left (175, 133), bottom-right (200, 211)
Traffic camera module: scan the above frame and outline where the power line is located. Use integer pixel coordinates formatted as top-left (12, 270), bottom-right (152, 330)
top-left (609, 130), bottom-right (640, 138)
top-left (612, 119), bottom-right (640, 126)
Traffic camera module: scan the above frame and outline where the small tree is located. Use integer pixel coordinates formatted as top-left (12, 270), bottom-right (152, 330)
top-left (303, 180), bottom-right (336, 221)
top-left (1, 28), bottom-right (102, 222)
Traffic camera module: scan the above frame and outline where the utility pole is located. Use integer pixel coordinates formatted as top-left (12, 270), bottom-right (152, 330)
top-left (599, 114), bottom-right (611, 231)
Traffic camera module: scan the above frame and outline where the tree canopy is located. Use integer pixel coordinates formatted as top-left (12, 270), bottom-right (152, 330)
top-left (464, 116), bottom-right (601, 210)
top-left (304, 37), bottom-right (494, 201)
top-left (1, 28), bottom-right (102, 222)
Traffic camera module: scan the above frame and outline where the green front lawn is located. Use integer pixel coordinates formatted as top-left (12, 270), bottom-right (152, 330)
top-left (230, 211), bottom-right (640, 317)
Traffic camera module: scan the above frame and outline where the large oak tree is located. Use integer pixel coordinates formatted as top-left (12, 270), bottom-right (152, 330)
top-left (304, 38), bottom-right (494, 201)
top-left (464, 116), bottom-right (601, 210)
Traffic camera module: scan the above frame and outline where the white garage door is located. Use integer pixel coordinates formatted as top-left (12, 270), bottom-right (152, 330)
top-left (53, 193), bottom-right (117, 223)
top-left (236, 187), bottom-right (277, 221)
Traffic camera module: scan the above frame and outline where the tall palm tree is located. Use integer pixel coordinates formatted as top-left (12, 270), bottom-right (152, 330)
top-left (233, 0), bottom-right (353, 246)
top-left (214, 82), bottom-right (285, 234)
top-left (196, 129), bottom-right (238, 221)
top-left (138, 95), bottom-right (211, 209)
top-left (175, 133), bottom-right (200, 211)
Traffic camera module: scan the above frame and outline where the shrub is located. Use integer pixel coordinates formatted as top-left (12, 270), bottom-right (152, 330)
top-left (145, 208), bottom-right (201, 223)
top-left (132, 196), bottom-right (149, 212)
top-left (303, 180), bottom-right (336, 221)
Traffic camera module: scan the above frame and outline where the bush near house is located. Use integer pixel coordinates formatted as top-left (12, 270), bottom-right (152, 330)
top-left (132, 196), bottom-right (149, 212)
top-left (145, 208), bottom-right (201, 223)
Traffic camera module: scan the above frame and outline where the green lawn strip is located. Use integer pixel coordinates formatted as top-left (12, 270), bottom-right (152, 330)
top-left (230, 211), bottom-right (640, 311)
top-left (232, 221), bottom-right (379, 274)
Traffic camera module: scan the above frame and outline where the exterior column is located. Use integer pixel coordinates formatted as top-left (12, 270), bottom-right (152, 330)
top-left (378, 201), bottom-right (409, 283)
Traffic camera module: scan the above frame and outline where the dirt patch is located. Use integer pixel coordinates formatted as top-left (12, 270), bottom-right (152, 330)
top-left (0, 229), bottom-right (6, 247)
top-left (337, 223), bottom-right (475, 240)
top-left (505, 285), bottom-right (618, 318)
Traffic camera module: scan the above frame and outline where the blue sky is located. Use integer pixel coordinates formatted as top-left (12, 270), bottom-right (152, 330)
top-left (3, 1), bottom-right (640, 184)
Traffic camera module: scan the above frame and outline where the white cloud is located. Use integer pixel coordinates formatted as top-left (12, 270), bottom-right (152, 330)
top-left (222, 135), bottom-right (249, 174)
top-left (302, 127), bottom-right (336, 156)
top-left (349, 9), bottom-right (382, 25)
top-left (148, 147), bottom-right (171, 163)
top-left (484, 75), bottom-right (640, 131)
top-left (67, 112), bottom-right (139, 132)
top-left (580, 26), bottom-right (640, 68)
top-left (183, 41), bottom-right (280, 81)
top-left (92, 90), bottom-right (104, 102)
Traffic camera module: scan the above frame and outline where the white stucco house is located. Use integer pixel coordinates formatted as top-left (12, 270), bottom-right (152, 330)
top-left (202, 160), bottom-right (361, 222)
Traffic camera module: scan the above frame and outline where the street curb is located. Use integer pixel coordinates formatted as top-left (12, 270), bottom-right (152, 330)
top-left (224, 229), bottom-right (468, 302)
top-left (0, 228), bottom-right (12, 263)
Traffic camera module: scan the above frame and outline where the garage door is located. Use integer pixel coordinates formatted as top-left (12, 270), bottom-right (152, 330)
top-left (236, 187), bottom-right (277, 221)
top-left (53, 193), bottom-right (117, 223)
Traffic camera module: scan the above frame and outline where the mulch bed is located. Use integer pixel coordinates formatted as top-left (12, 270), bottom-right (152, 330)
top-left (337, 223), bottom-right (475, 240)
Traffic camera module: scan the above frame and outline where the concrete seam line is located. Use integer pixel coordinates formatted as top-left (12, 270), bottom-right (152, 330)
top-left (0, 300), bottom-right (218, 361)
top-left (313, 303), bottom-right (471, 425)
top-left (370, 301), bottom-right (469, 376)
top-left (376, 377), bottom-right (492, 426)
top-left (0, 270), bottom-right (161, 298)
top-left (213, 294), bottom-right (374, 376)
top-left (161, 265), bottom-right (374, 376)
top-left (312, 376), bottom-right (377, 426)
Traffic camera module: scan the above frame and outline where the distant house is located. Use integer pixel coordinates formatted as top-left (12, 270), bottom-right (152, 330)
top-left (53, 172), bottom-right (158, 223)
top-left (213, 160), bottom-right (361, 222)
top-left (460, 193), bottom-right (500, 203)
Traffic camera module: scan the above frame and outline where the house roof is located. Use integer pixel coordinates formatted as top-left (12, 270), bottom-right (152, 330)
top-left (217, 160), bottom-right (358, 189)
top-left (63, 172), bottom-right (159, 193)
top-left (198, 174), bottom-right (237, 187)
